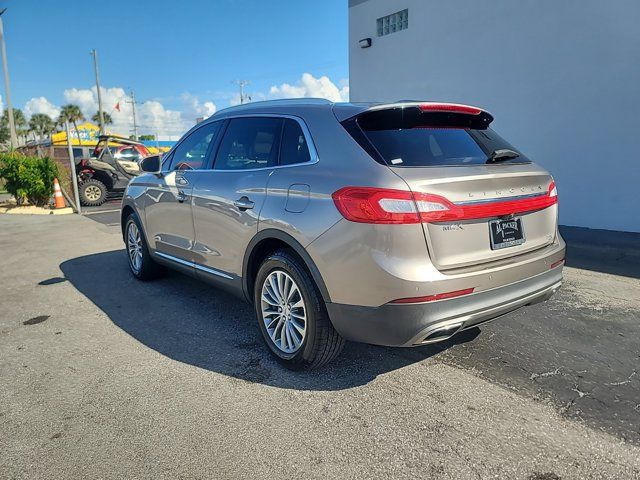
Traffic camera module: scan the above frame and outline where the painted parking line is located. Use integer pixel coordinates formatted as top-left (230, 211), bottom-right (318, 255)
top-left (83, 209), bottom-right (121, 215)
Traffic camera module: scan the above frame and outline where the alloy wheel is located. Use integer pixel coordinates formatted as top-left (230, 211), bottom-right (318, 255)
top-left (260, 270), bottom-right (307, 354)
top-left (127, 222), bottom-right (143, 273)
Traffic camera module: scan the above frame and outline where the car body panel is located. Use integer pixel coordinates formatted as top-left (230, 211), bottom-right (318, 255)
top-left (306, 217), bottom-right (565, 307)
top-left (391, 164), bottom-right (558, 270)
top-left (191, 169), bottom-right (273, 276)
top-left (142, 170), bottom-right (197, 262)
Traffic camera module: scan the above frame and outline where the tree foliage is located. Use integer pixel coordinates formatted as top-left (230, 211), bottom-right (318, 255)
top-left (58, 104), bottom-right (85, 145)
top-left (138, 134), bottom-right (155, 141)
top-left (28, 113), bottom-right (56, 139)
top-left (91, 111), bottom-right (113, 125)
top-left (1, 109), bottom-right (28, 146)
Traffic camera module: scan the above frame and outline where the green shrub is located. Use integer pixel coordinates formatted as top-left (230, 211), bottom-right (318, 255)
top-left (0, 152), bottom-right (59, 207)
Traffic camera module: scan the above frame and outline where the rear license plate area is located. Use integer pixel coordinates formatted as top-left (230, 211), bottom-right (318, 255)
top-left (489, 217), bottom-right (525, 250)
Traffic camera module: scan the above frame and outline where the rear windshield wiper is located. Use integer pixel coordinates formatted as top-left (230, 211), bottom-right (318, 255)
top-left (487, 149), bottom-right (520, 163)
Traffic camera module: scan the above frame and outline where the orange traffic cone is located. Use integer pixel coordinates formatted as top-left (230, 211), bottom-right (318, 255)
top-left (53, 178), bottom-right (66, 209)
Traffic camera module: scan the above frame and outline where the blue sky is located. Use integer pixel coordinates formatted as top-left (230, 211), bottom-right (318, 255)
top-left (2, 0), bottom-right (349, 136)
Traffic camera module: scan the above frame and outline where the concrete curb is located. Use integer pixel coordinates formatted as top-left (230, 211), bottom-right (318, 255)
top-left (0, 206), bottom-right (75, 215)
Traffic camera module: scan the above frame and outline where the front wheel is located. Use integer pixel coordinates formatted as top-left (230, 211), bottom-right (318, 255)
top-left (79, 178), bottom-right (107, 206)
top-left (125, 213), bottom-right (165, 281)
top-left (254, 250), bottom-right (345, 369)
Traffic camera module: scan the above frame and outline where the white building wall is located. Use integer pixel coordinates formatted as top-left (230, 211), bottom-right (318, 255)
top-left (349, 0), bottom-right (640, 233)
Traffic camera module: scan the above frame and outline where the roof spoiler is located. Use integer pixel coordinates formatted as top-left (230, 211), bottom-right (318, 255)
top-left (339, 102), bottom-right (494, 129)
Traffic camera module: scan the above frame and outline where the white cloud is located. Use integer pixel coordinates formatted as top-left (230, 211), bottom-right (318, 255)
top-left (229, 91), bottom-right (267, 107)
top-left (268, 73), bottom-right (349, 102)
top-left (21, 87), bottom-right (215, 137)
top-left (59, 86), bottom-right (208, 137)
top-left (17, 75), bottom-right (348, 138)
top-left (180, 93), bottom-right (217, 120)
top-left (228, 74), bottom-right (349, 107)
top-left (24, 96), bottom-right (60, 119)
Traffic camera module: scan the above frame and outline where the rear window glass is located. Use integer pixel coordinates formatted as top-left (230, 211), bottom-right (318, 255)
top-left (349, 107), bottom-right (528, 167)
top-left (364, 128), bottom-right (487, 167)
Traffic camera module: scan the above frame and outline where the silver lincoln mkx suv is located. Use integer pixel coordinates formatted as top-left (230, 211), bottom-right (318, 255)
top-left (121, 99), bottom-right (565, 369)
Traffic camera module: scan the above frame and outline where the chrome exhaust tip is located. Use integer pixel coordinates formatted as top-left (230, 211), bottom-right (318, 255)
top-left (420, 322), bottom-right (464, 344)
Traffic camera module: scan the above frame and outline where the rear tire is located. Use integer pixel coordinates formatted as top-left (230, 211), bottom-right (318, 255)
top-left (254, 249), bottom-right (345, 369)
top-left (79, 178), bottom-right (107, 206)
top-left (124, 213), bottom-right (165, 281)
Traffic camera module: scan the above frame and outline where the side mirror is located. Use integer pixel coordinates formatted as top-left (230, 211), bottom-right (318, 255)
top-left (140, 155), bottom-right (162, 174)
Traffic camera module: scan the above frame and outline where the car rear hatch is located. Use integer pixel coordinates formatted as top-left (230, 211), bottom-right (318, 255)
top-left (340, 103), bottom-right (558, 271)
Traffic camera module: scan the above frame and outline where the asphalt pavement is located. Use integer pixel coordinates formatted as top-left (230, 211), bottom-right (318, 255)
top-left (0, 214), bottom-right (639, 479)
top-left (80, 197), bottom-right (122, 228)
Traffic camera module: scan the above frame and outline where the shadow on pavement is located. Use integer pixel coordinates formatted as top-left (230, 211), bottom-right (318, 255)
top-left (60, 250), bottom-right (478, 391)
top-left (561, 225), bottom-right (640, 279)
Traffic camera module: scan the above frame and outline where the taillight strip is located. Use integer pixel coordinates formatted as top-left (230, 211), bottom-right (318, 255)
top-left (442, 192), bottom-right (557, 222)
top-left (390, 288), bottom-right (475, 304)
top-left (454, 191), bottom-right (546, 205)
top-left (332, 182), bottom-right (557, 224)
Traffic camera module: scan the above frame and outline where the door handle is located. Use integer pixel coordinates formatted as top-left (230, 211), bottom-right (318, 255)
top-left (176, 190), bottom-right (188, 203)
top-left (233, 196), bottom-right (254, 211)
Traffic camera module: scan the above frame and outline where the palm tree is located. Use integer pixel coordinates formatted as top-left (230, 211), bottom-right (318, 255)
top-left (28, 113), bottom-right (56, 141)
top-left (91, 111), bottom-right (113, 126)
top-left (2, 108), bottom-right (27, 145)
top-left (58, 104), bottom-right (85, 146)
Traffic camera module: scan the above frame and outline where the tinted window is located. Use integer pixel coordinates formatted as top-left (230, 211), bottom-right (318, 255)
top-left (214, 117), bottom-right (282, 170)
top-left (279, 119), bottom-right (311, 166)
top-left (364, 128), bottom-right (488, 167)
top-left (349, 107), bottom-right (528, 167)
top-left (169, 122), bottom-right (220, 171)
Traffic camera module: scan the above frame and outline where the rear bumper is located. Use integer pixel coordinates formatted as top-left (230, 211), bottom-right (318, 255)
top-left (325, 267), bottom-right (563, 347)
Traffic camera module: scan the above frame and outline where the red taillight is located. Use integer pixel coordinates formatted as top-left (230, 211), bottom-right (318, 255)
top-left (418, 103), bottom-right (482, 115)
top-left (390, 288), bottom-right (475, 304)
top-left (332, 187), bottom-right (422, 224)
top-left (333, 183), bottom-right (558, 224)
top-left (448, 189), bottom-right (558, 221)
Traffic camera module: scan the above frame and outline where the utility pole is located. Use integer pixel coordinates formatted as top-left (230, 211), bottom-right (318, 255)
top-left (235, 80), bottom-right (250, 104)
top-left (127, 90), bottom-right (138, 140)
top-left (65, 121), bottom-right (82, 214)
top-left (90, 49), bottom-right (105, 135)
top-left (0, 9), bottom-right (18, 149)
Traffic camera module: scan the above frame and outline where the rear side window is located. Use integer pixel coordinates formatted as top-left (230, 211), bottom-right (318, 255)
top-left (279, 119), bottom-right (311, 166)
top-left (348, 107), bottom-right (528, 167)
top-left (214, 117), bottom-right (282, 170)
